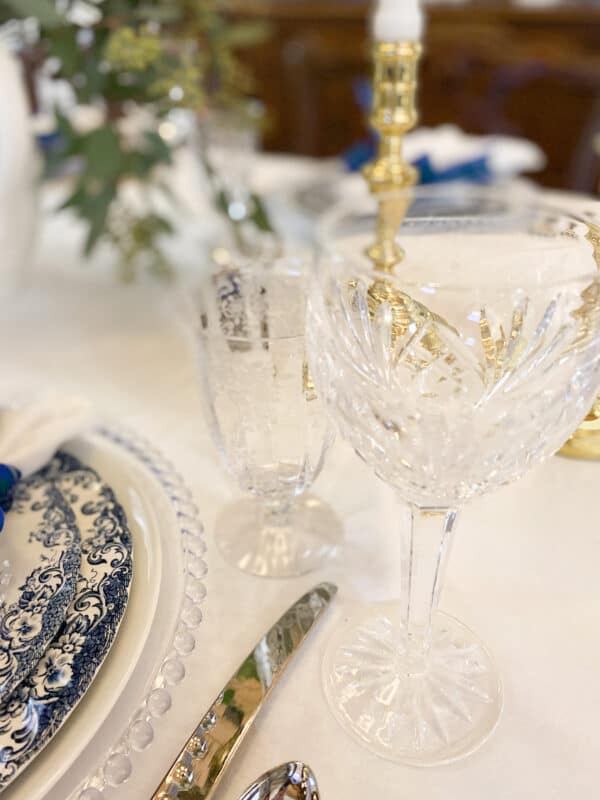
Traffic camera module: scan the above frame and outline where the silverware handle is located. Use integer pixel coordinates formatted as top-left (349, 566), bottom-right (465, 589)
top-left (152, 583), bottom-right (336, 799)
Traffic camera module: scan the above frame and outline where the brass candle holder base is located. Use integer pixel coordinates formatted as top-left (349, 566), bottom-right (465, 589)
top-left (560, 399), bottom-right (600, 460)
top-left (560, 429), bottom-right (600, 460)
top-left (560, 223), bottom-right (600, 460)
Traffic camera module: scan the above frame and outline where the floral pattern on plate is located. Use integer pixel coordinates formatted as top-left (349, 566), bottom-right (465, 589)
top-left (0, 452), bottom-right (133, 789)
top-left (0, 475), bottom-right (81, 702)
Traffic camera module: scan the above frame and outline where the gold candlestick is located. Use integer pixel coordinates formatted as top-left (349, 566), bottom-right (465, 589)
top-left (560, 220), bottom-right (600, 459)
top-left (363, 40), bottom-right (446, 346)
top-left (364, 40), bottom-right (421, 273)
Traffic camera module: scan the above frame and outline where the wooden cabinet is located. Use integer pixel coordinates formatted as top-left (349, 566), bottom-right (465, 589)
top-left (228, 1), bottom-right (600, 192)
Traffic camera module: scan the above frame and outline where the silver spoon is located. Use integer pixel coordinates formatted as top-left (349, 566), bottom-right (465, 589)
top-left (239, 762), bottom-right (319, 800)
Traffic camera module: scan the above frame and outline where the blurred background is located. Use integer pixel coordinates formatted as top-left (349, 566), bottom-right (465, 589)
top-left (231, 0), bottom-right (600, 192)
top-left (0, 0), bottom-right (599, 287)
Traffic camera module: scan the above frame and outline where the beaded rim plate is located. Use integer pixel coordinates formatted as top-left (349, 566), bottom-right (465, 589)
top-left (0, 426), bottom-right (206, 800)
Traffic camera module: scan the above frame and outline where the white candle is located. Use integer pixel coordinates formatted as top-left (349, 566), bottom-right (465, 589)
top-left (373, 0), bottom-right (424, 42)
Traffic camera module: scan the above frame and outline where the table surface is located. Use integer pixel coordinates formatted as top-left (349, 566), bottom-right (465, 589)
top-left (3, 160), bottom-right (600, 800)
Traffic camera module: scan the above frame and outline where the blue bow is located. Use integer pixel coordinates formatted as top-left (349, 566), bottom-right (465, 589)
top-left (0, 465), bottom-right (21, 533)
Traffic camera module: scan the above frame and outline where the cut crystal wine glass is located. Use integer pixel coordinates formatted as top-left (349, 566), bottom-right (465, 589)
top-left (308, 185), bottom-right (600, 765)
top-left (196, 253), bottom-right (341, 578)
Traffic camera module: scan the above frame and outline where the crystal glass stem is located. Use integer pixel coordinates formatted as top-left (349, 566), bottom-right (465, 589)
top-left (323, 502), bottom-right (501, 765)
top-left (260, 495), bottom-right (294, 527)
top-left (257, 495), bottom-right (295, 555)
top-left (400, 504), bottom-right (458, 670)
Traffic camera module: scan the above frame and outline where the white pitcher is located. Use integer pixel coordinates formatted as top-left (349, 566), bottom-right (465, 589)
top-left (0, 41), bottom-right (38, 296)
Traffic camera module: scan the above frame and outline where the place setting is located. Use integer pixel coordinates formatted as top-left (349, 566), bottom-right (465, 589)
top-left (1, 0), bottom-right (600, 798)
top-left (0, 394), bottom-right (208, 799)
top-left (0, 387), bottom-right (327, 798)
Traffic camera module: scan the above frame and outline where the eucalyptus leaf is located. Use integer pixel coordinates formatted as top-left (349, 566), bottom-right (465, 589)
top-left (59, 183), bottom-right (88, 213)
top-left (216, 189), bottom-right (229, 216)
top-left (250, 193), bottom-right (275, 234)
top-left (121, 151), bottom-right (150, 179)
top-left (54, 108), bottom-right (74, 141)
top-left (49, 28), bottom-right (82, 75)
top-left (82, 183), bottom-right (117, 254)
top-left (3, 0), bottom-right (64, 27)
top-left (143, 131), bottom-right (172, 166)
top-left (52, 108), bottom-right (82, 158)
top-left (83, 126), bottom-right (122, 179)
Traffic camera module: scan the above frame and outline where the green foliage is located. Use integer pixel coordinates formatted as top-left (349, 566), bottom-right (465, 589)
top-left (1, 0), bottom-right (62, 28)
top-left (48, 108), bottom-right (174, 258)
top-left (251, 193), bottom-right (274, 234)
top-left (0, 0), bottom-right (271, 280)
top-left (104, 26), bottom-right (163, 72)
top-left (107, 208), bottom-right (175, 282)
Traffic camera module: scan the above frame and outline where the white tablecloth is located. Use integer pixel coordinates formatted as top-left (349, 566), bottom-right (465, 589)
top-left (3, 163), bottom-right (600, 799)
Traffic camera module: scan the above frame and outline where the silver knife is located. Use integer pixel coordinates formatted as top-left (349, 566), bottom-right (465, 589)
top-left (152, 582), bottom-right (337, 799)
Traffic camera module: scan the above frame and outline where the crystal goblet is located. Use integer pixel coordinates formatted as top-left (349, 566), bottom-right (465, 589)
top-left (197, 254), bottom-right (341, 578)
top-left (308, 185), bottom-right (600, 765)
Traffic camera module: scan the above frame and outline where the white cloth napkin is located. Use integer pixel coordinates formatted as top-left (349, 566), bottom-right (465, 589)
top-left (0, 395), bottom-right (93, 476)
top-left (403, 124), bottom-right (546, 176)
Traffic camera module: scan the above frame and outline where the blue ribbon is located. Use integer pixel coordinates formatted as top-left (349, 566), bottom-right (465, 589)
top-left (342, 137), bottom-right (494, 184)
top-left (412, 154), bottom-right (493, 185)
top-left (0, 465), bottom-right (21, 533)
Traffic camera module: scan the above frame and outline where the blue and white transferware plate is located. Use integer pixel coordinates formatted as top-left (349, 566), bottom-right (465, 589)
top-left (0, 473), bottom-right (81, 702)
top-left (0, 452), bottom-right (133, 789)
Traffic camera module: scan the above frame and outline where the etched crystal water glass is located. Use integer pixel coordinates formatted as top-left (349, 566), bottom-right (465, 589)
top-left (197, 255), bottom-right (340, 577)
top-left (308, 185), bottom-right (600, 765)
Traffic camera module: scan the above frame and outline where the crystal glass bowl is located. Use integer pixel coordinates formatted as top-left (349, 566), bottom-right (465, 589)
top-left (308, 184), bottom-right (600, 765)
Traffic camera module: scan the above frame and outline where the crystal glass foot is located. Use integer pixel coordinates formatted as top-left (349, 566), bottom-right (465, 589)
top-left (194, 252), bottom-right (338, 577)
top-left (309, 184), bottom-right (600, 764)
top-left (323, 606), bottom-right (502, 765)
top-left (215, 493), bottom-right (342, 578)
